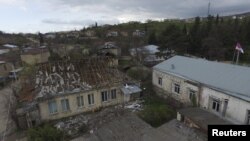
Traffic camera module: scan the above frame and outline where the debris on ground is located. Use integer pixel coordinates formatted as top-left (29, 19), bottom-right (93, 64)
top-left (124, 100), bottom-right (144, 112)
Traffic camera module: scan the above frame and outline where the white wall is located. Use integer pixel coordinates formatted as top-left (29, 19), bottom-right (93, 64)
top-left (200, 87), bottom-right (250, 124)
top-left (152, 69), bottom-right (199, 104)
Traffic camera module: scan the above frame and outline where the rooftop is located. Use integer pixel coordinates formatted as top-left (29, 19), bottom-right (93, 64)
top-left (153, 55), bottom-right (250, 102)
top-left (20, 57), bottom-right (128, 101)
top-left (22, 47), bottom-right (49, 55)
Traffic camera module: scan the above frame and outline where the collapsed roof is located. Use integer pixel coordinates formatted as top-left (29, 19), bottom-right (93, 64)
top-left (20, 57), bottom-right (128, 101)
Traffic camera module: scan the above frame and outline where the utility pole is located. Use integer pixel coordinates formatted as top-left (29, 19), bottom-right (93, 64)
top-left (207, 0), bottom-right (211, 16)
top-left (236, 50), bottom-right (240, 65)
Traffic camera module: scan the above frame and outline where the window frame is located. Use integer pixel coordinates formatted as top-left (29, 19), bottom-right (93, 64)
top-left (212, 99), bottom-right (220, 112)
top-left (48, 100), bottom-right (58, 114)
top-left (77, 95), bottom-right (84, 108)
top-left (174, 83), bottom-right (180, 94)
top-left (101, 91), bottom-right (108, 102)
top-left (61, 99), bottom-right (70, 112)
top-left (158, 77), bottom-right (162, 86)
top-left (88, 94), bottom-right (95, 105)
top-left (111, 89), bottom-right (117, 99)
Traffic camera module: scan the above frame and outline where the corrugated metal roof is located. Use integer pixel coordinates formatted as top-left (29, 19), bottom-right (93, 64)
top-left (153, 55), bottom-right (250, 102)
top-left (121, 84), bottom-right (142, 95)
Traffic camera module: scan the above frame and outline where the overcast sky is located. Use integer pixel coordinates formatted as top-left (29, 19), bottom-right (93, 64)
top-left (0, 0), bottom-right (249, 33)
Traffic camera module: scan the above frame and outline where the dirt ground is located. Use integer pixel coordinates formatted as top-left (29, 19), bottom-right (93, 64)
top-left (71, 113), bottom-right (206, 141)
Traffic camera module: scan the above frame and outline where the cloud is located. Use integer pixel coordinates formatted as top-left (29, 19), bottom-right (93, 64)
top-left (1, 0), bottom-right (250, 33)
top-left (42, 18), bottom-right (119, 26)
top-left (49, 0), bottom-right (250, 18)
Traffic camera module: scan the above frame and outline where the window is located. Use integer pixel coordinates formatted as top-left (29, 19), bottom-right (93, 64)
top-left (189, 90), bottom-right (196, 100)
top-left (101, 91), bottom-right (108, 102)
top-left (246, 110), bottom-right (250, 125)
top-left (61, 99), bottom-right (70, 112)
top-left (174, 83), bottom-right (180, 94)
top-left (48, 100), bottom-right (57, 114)
top-left (111, 89), bottom-right (116, 99)
top-left (158, 77), bottom-right (162, 86)
top-left (88, 94), bottom-right (94, 105)
top-left (212, 99), bottom-right (220, 112)
top-left (77, 96), bottom-right (84, 107)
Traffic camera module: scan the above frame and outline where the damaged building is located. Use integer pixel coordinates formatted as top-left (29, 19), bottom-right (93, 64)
top-left (16, 57), bottom-right (141, 129)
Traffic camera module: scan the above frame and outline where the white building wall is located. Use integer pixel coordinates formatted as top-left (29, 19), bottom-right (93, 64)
top-left (152, 69), bottom-right (199, 104)
top-left (200, 87), bottom-right (250, 124)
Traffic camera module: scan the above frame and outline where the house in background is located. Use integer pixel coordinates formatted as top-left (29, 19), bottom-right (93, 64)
top-left (130, 45), bottom-right (165, 65)
top-left (99, 42), bottom-right (121, 57)
top-left (106, 31), bottom-right (118, 37)
top-left (21, 47), bottom-right (50, 65)
top-left (0, 44), bottom-right (19, 55)
top-left (132, 30), bottom-right (145, 37)
top-left (153, 55), bottom-right (250, 124)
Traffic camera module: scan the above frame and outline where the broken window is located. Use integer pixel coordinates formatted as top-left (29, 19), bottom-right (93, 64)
top-left (174, 83), bottom-right (180, 94)
top-left (111, 89), bottom-right (116, 99)
top-left (101, 91), bottom-right (108, 102)
top-left (77, 96), bottom-right (84, 107)
top-left (158, 77), bottom-right (162, 86)
top-left (88, 94), bottom-right (94, 105)
top-left (212, 99), bottom-right (220, 112)
top-left (48, 100), bottom-right (57, 114)
top-left (61, 99), bottom-right (70, 112)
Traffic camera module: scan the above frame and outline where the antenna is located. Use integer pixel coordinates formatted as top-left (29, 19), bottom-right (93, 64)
top-left (207, 0), bottom-right (211, 16)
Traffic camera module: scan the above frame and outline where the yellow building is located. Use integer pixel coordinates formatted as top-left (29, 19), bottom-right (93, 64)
top-left (17, 58), bottom-right (141, 128)
top-left (21, 47), bottom-right (50, 65)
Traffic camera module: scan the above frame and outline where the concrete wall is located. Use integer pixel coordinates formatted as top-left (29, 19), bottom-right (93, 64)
top-left (152, 69), bottom-right (198, 105)
top-left (200, 87), bottom-right (250, 124)
top-left (21, 52), bottom-right (50, 65)
top-left (153, 69), bottom-right (250, 124)
top-left (38, 86), bottom-right (123, 121)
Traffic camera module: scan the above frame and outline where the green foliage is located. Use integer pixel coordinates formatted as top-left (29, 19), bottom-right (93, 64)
top-left (148, 30), bottom-right (157, 44)
top-left (138, 95), bottom-right (176, 127)
top-left (127, 67), bottom-right (150, 81)
top-left (27, 124), bottom-right (63, 141)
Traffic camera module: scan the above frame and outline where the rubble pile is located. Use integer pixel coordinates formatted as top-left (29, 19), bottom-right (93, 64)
top-left (54, 104), bottom-right (126, 137)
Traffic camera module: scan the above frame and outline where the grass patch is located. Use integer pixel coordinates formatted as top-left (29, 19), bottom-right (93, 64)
top-left (138, 95), bottom-right (176, 127)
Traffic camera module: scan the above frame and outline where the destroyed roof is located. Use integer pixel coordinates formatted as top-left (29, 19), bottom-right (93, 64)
top-left (34, 58), bottom-right (125, 100)
top-left (153, 55), bottom-right (250, 102)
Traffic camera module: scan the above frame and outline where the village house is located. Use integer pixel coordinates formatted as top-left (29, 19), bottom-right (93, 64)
top-left (130, 45), bottom-right (165, 65)
top-left (99, 42), bottom-right (121, 57)
top-left (152, 55), bottom-right (250, 124)
top-left (0, 44), bottom-right (19, 55)
top-left (132, 30), bottom-right (145, 37)
top-left (16, 57), bottom-right (141, 129)
top-left (21, 47), bottom-right (50, 65)
top-left (106, 31), bottom-right (118, 37)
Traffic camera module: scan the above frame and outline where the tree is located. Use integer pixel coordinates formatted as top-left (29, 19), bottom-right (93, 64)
top-left (28, 124), bottom-right (64, 141)
top-left (148, 31), bottom-right (157, 44)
